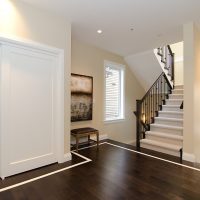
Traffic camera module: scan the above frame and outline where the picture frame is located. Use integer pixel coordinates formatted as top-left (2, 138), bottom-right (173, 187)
top-left (71, 73), bottom-right (93, 122)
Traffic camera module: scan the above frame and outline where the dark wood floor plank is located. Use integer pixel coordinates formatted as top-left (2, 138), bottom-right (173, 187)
top-left (0, 141), bottom-right (200, 199)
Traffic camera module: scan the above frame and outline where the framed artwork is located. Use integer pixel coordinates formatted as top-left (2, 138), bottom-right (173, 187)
top-left (71, 73), bottom-right (93, 122)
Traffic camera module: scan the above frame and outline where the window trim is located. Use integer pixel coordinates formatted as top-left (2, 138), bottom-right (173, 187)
top-left (103, 60), bottom-right (125, 123)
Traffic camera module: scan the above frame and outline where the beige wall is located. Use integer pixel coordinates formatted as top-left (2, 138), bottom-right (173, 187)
top-left (174, 61), bottom-right (184, 86)
top-left (183, 23), bottom-right (195, 157)
top-left (171, 42), bottom-right (184, 86)
top-left (183, 22), bottom-right (200, 162)
top-left (193, 25), bottom-right (200, 163)
top-left (71, 39), bottom-right (144, 144)
top-left (0, 0), bottom-right (71, 154)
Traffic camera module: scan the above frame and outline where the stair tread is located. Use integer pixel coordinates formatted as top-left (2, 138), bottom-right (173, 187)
top-left (162, 105), bottom-right (182, 107)
top-left (169, 94), bottom-right (183, 96)
top-left (151, 123), bottom-right (183, 130)
top-left (173, 89), bottom-right (184, 91)
top-left (159, 110), bottom-right (183, 114)
top-left (141, 139), bottom-right (182, 151)
top-left (146, 131), bottom-right (183, 140)
top-left (166, 99), bottom-right (183, 101)
top-left (155, 117), bottom-right (183, 122)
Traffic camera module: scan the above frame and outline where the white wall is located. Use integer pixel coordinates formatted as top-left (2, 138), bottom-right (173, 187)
top-left (0, 0), bottom-right (71, 154)
top-left (71, 39), bottom-right (145, 144)
top-left (125, 50), bottom-right (162, 91)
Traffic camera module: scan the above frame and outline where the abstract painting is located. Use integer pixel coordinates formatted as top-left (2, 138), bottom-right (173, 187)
top-left (71, 73), bottom-right (93, 122)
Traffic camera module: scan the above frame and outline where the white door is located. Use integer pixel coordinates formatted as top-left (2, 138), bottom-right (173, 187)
top-left (0, 42), bottom-right (64, 178)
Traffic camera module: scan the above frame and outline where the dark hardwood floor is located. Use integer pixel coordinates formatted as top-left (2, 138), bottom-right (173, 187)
top-left (0, 140), bottom-right (200, 200)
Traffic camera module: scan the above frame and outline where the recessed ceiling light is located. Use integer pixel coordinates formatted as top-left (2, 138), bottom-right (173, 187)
top-left (97, 29), bottom-right (102, 34)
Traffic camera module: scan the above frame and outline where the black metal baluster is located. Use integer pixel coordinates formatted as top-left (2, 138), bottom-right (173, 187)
top-left (158, 78), bottom-right (160, 109)
top-left (164, 76), bottom-right (166, 101)
top-left (147, 96), bottom-right (149, 124)
top-left (150, 93), bottom-right (152, 123)
top-left (153, 85), bottom-right (154, 119)
top-left (144, 99), bottom-right (146, 124)
top-left (148, 95), bottom-right (150, 124)
top-left (161, 76), bottom-right (163, 103)
top-left (156, 82), bottom-right (158, 111)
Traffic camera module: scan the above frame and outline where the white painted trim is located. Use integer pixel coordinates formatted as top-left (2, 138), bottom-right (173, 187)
top-left (0, 34), bottom-right (64, 54)
top-left (125, 140), bottom-right (136, 145)
top-left (63, 153), bottom-right (72, 163)
top-left (98, 134), bottom-right (108, 141)
top-left (104, 118), bottom-right (125, 124)
top-left (103, 60), bottom-right (125, 122)
top-left (183, 152), bottom-right (196, 162)
top-left (104, 60), bottom-right (125, 70)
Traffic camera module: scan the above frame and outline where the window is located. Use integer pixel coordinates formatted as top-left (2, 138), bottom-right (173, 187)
top-left (104, 61), bottom-right (125, 122)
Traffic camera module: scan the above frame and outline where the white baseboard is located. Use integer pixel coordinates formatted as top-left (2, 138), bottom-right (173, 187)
top-left (71, 134), bottom-right (108, 144)
top-left (125, 140), bottom-right (136, 145)
top-left (97, 134), bottom-right (108, 141)
top-left (183, 152), bottom-right (196, 162)
top-left (63, 153), bottom-right (72, 163)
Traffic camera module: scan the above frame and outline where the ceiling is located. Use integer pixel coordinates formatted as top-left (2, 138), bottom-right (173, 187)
top-left (20, 0), bottom-right (200, 56)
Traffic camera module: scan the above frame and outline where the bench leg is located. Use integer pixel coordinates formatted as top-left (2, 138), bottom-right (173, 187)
top-left (180, 148), bottom-right (183, 164)
top-left (76, 136), bottom-right (79, 152)
top-left (96, 131), bottom-right (99, 149)
top-left (88, 135), bottom-right (90, 144)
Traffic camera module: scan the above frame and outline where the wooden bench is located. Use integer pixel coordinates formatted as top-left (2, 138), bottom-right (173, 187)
top-left (71, 127), bottom-right (99, 151)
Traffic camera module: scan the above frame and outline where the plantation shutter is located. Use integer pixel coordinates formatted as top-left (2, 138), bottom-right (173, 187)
top-left (105, 66), bottom-right (121, 120)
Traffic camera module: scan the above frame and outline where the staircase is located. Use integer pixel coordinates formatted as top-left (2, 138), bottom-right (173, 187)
top-left (134, 45), bottom-right (184, 160)
top-left (140, 85), bottom-right (183, 157)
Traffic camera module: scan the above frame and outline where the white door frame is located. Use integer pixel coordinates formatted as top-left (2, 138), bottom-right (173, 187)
top-left (0, 35), bottom-right (67, 179)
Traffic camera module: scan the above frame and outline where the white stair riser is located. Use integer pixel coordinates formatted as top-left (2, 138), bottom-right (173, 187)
top-left (169, 94), bottom-right (183, 99)
top-left (150, 126), bottom-right (183, 135)
top-left (141, 143), bottom-right (180, 157)
top-left (158, 112), bottom-right (183, 119)
top-left (162, 106), bottom-right (182, 112)
top-left (145, 134), bottom-right (183, 146)
top-left (172, 90), bottom-right (184, 95)
top-left (154, 119), bottom-right (183, 126)
top-left (174, 85), bottom-right (184, 90)
top-left (165, 99), bottom-right (183, 106)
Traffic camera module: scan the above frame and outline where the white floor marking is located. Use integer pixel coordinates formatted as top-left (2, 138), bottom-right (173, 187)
top-left (0, 141), bottom-right (200, 193)
top-left (71, 151), bottom-right (92, 162)
top-left (105, 142), bottom-right (200, 172)
top-left (0, 151), bottom-right (92, 193)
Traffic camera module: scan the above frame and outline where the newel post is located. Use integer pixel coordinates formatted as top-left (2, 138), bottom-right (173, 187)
top-left (135, 100), bottom-right (142, 150)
